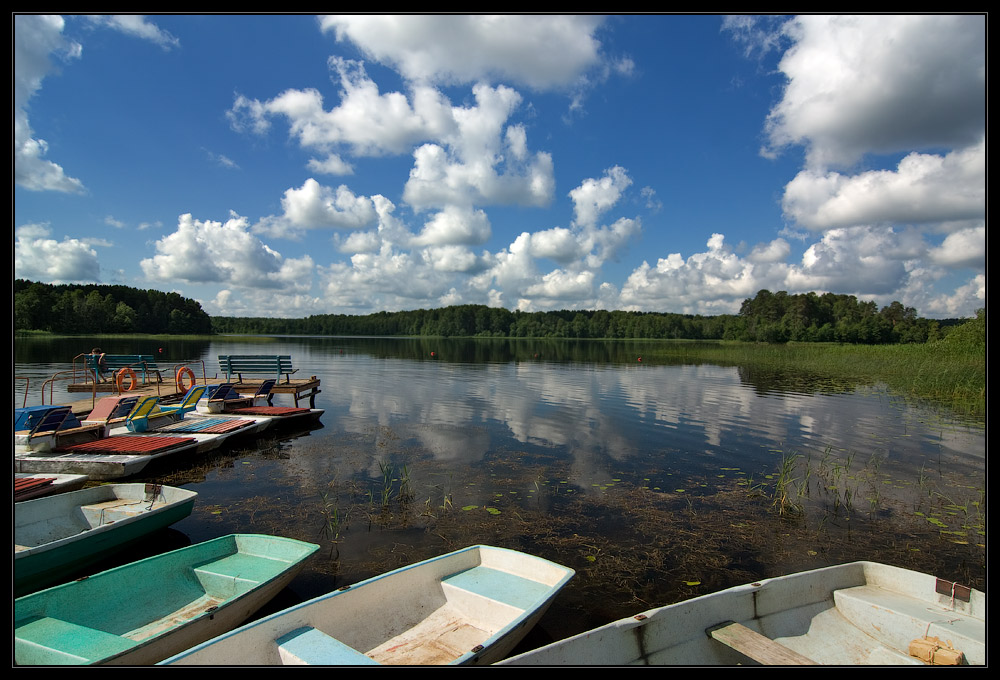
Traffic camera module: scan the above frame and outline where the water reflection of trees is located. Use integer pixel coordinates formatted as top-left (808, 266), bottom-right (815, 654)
top-left (736, 365), bottom-right (861, 396)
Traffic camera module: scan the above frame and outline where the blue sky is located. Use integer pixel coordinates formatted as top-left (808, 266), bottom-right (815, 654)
top-left (14, 15), bottom-right (985, 319)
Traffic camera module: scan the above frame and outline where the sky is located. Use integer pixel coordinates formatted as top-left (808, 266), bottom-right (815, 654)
top-left (14, 14), bottom-right (986, 320)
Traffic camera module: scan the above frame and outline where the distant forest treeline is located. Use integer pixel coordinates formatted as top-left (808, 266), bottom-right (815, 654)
top-left (212, 290), bottom-right (959, 344)
top-left (15, 279), bottom-right (969, 344)
top-left (14, 279), bottom-right (212, 335)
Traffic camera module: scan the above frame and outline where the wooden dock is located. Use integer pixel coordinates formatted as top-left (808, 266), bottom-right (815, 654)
top-left (62, 376), bottom-right (322, 416)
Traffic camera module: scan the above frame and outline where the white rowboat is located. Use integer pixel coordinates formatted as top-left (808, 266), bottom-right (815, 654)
top-left (161, 545), bottom-right (574, 666)
top-left (499, 561), bottom-right (984, 666)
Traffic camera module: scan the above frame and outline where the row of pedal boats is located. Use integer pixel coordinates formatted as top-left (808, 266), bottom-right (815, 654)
top-left (14, 483), bottom-right (986, 666)
top-left (14, 381), bottom-right (324, 481)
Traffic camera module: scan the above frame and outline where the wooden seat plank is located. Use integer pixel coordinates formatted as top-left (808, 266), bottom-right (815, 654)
top-left (707, 621), bottom-right (818, 665)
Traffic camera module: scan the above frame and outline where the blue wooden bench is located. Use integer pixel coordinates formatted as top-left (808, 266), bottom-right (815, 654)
top-left (218, 355), bottom-right (298, 383)
top-left (86, 354), bottom-right (163, 384)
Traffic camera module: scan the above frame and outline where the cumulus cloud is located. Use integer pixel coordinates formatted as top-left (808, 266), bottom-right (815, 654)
top-left (229, 66), bottom-right (556, 213)
top-left (14, 15), bottom-right (85, 194)
top-left (928, 225), bottom-right (986, 270)
top-left (763, 14), bottom-right (985, 169)
top-left (278, 179), bottom-right (378, 231)
top-left (318, 15), bottom-right (605, 91)
top-left (619, 234), bottom-right (764, 313)
top-left (411, 206), bottom-right (492, 247)
top-left (570, 165), bottom-right (632, 229)
top-left (782, 140), bottom-right (985, 231)
top-left (229, 59), bottom-right (453, 157)
top-left (141, 212), bottom-right (314, 292)
top-left (15, 223), bottom-right (101, 282)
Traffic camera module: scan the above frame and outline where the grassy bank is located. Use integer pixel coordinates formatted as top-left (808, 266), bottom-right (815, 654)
top-left (641, 340), bottom-right (985, 420)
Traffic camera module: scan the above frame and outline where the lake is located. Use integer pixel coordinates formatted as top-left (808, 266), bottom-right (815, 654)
top-left (14, 335), bottom-right (986, 649)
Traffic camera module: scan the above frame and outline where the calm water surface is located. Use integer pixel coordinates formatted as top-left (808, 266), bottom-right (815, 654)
top-left (14, 336), bottom-right (986, 649)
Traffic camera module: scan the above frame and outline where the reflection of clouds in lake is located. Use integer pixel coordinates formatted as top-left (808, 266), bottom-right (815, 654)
top-left (295, 353), bottom-right (983, 491)
top-left (404, 423), bottom-right (491, 463)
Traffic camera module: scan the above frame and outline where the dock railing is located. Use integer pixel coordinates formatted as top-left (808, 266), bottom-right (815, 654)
top-left (170, 360), bottom-right (209, 393)
top-left (15, 376), bottom-right (30, 408)
top-left (40, 370), bottom-right (98, 410)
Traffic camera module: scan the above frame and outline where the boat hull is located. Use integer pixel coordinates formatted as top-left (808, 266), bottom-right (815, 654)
top-left (14, 483), bottom-right (197, 597)
top-left (161, 544), bottom-right (574, 666)
top-left (499, 561), bottom-right (985, 666)
top-left (15, 534), bottom-right (320, 665)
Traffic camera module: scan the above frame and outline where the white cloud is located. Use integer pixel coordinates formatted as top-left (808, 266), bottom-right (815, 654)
top-left (14, 15), bottom-right (86, 194)
top-left (786, 226), bottom-right (920, 295)
top-left (402, 84), bottom-right (555, 210)
top-left (411, 206), bottom-right (492, 247)
top-left (921, 274), bottom-right (985, 318)
top-left (569, 165), bottom-right (632, 228)
top-left (84, 15), bottom-right (180, 50)
top-left (307, 154), bottom-right (354, 175)
top-left (230, 69), bottom-right (555, 213)
top-left (141, 212), bottom-right (315, 292)
top-left (528, 227), bottom-right (584, 265)
top-left (928, 225), bottom-right (986, 270)
top-left (278, 179), bottom-right (378, 231)
top-left (782, 140), bottom-right (985, 231)
top-left (764, 15), bottom-right (985, 168)
top-left (318, 15), bottom-right (605, 91)
top-left (15, 223), bottom-right (101, 282)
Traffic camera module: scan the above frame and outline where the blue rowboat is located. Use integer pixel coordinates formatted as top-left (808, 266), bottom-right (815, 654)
top-left (15, 534), bottom-right (320, 665)
top-left (14, 483), bottom-right (197, 596)
top-left (161, 545), bottom-right (574, 666)
top-left (499, 561), bottom-right (985, 666)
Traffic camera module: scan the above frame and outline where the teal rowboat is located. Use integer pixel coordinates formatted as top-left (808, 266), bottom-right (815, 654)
top-left (16, 534), bottom-right (320, 665)
top-left (14, 483), bottom-right (197, 597)
top-left (161, 545), bottom-right (574, 666)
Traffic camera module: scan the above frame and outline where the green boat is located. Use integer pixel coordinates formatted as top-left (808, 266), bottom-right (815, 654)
top-left (15, 534), bottom-right (320, 665)
top-left (14, 483), bottom-right (197, 597)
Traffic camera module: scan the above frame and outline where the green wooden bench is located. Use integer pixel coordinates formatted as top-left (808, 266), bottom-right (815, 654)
top-left (218, 355), bottom-right (298, 383)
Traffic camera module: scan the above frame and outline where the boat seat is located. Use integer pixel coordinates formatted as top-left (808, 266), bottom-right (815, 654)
top-left (15, 616), bottom-right (136, 665)
top-left (79, 499), bottom-right (156, 526)
top-left (834, 585), bottom-right (984, 665)
top-left (192, 553), bottom-right (275, 598)
top-left (276, 626), bottom-right (380, 665)
top-left (441, 565), bottom-right (552, 611)
top-left (707, 621), bottom-right (818, 665)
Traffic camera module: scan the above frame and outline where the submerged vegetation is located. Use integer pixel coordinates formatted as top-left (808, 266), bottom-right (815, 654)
top-left (164, 431), bottom-right (984, 640)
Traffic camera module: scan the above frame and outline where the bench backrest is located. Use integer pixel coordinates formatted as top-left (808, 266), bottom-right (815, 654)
top-left (218, 355), bottom-right (294, 381)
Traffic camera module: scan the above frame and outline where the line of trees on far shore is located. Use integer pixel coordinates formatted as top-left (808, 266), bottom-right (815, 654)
top-left (14, 279), bottom-right (212, 335)
top-left (15, 279), bottom-right (976, 345)
top-left (213, 290), bottom-right (968, 344)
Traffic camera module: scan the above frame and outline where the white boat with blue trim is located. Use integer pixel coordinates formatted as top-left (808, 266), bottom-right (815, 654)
top-left (161, 545), bottom-right (574, 666)
top-left (499, 561), bottom-right (984, 666)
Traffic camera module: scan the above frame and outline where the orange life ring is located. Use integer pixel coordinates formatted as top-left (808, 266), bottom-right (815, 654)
top-left (176, 366), bottom-right (196, 393)
top-left (117, 367), bottom-right (138, 392)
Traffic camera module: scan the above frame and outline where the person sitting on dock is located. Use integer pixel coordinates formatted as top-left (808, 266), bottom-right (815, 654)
top-left (88, 347), bottom-right (108, 382)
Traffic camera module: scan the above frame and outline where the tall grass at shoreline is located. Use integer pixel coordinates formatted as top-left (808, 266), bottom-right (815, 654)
top-left (642, 340), bottom-right (985, 420)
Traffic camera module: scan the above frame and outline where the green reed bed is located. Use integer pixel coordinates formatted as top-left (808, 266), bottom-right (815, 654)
top-left (641, 340), bottom-right (985, 419)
